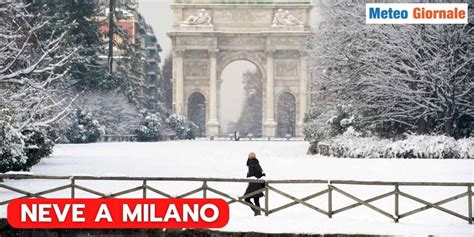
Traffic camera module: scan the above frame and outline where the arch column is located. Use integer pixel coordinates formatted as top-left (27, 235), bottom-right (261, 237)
top-left (207, 49), bottom-right (219, 136)
top-left (172, 49), bottom-right (185, 115)
top-left (297, 53), bottom-right (308, 136)
top-left (263, 49), bottom-right (277, 137)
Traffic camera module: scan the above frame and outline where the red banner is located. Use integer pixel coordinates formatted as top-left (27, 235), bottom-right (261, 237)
top-left (7, 198), bottom-right (229, 229)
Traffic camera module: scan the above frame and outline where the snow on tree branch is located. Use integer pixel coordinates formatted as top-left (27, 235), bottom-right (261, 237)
top-left (0, 2), bottom-right (77, 128)
top-left (307, 0), bottom-right (473, 137)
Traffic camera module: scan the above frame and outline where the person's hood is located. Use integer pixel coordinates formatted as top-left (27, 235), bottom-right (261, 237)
top-left (247, 158), bottom-right (259, 166)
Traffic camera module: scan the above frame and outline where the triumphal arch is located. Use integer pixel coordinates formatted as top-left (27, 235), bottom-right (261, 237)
top-left (168, 0), bottom-right (312, 137)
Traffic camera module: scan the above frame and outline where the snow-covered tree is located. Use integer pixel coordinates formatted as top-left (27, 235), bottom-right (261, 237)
top-left (276, 92), bottom-right (296, 137)
top-left (71, 92), bottom-right (141, 135)
top-left (187, 93), bottom-right (206, 137)
top-left (160, 55), bottom-right (173, 112)
top-left (308, 0), bottom-right (473, 138)
top-left (115, 42), bottom-right (147, 107)
top-left (231, 69), bottom-right (263, 136)
top-left (25, 0), bottom-right (107, 90)
top-left (1, 2), bottom-right (76, 171)
top-left (0, 2), bottom-right (75, 125)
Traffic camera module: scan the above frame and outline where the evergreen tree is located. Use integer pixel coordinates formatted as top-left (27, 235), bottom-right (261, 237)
top-left (276, 93), bottom-right (296, 138)
top-left (231, 69), bottom-right (263, 136)
top-left (115, 41), bottom-right (146, 107)
top-left (160, 55), bottom-right (173, 112)
top-left (25, 0), bottom-right (107, 90)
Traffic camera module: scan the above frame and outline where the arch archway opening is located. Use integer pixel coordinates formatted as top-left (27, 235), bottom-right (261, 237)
top-left (219, 60), bottom-right (263, 137)
top-left (277, 92), bottom-right (296, 138)
top-left (187, 92), bottom-right (206, 137)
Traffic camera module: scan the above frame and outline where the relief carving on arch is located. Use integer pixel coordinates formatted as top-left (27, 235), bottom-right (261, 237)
top-left (176, 36), bottom-right (215, 45)
top-left (276, 60), bottom-right (298, 78)
top-left (219, 36), bottom-right (265, 46)
top-left (213, 9), bottom-right (269, 24)
top-left (271, 37), bottom-right (303, 47)
top-left (184, 60), bottom-right (208, 77)
top-left (275, 50), bottom-right (301, 59)
top-left (184, 50), bottom-right (209, 58)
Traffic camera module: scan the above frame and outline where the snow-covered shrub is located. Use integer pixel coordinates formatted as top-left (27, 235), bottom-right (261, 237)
top-left (165, 114), bottom-right (196, 140)
top-left (458, 138), bottom-right (474, 159)
top-left (185, 122), bottom-right (198, 140)
top-left (303, 107), bottom-right (331, 154)
top-left (326, 104), bottom-right (364, 137)
top-left (318, 134), bottom-right (473, 159)
top-left (22, 126), bottom-right (57, 168)
top-left (304, 104), bottom-right (366, 154)
top-left (0, 119), bottom-right (27, 173)
top-left (386, 135), bottom-right (463, 159)
top-left (1, 109), bottom-right (58, 172)
top-left (135, 113), bottom-right (162, 142)
top-left (318, 130), bottom-right (388, 158)
top-left (66, 110), bottom-right (103, 143)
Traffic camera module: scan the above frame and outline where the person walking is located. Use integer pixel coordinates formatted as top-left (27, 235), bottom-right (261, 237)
top-left (244, 152), bottom-right (265, 216)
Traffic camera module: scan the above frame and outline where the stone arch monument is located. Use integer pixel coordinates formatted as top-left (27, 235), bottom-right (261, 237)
top-left (168, 0), bottom-right (312, 137)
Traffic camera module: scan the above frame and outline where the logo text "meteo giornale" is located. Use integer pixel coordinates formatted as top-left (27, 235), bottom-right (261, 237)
top-left (366, 3), bottom-right (468, 24)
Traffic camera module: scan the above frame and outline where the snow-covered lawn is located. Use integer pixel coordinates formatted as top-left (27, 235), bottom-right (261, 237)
top-left (1, 141), bottom-right (473, 236)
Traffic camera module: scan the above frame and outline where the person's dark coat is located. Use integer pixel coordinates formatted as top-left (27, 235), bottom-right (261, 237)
top-left (244, 158), bottom-right (265, 198)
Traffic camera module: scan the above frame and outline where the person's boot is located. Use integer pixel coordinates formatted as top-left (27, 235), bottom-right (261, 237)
top-left (253, 209), bottom-right (261, 216)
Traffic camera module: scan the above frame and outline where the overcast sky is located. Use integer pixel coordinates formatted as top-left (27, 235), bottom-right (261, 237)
top-left (137, 0), bottom-right (318, 126)
top-left (138, 0), bottom-right (173, 60)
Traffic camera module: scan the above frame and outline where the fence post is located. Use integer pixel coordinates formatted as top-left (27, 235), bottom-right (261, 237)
top-left (143, 180), bottom-right (147, 198)
top-left (70, 176), bottom-right (75, 199)
top-left (202, 181), bottom-right (207, 198)
top-left (395, 184), bottom-right (399, 223)
top-left (468, 185), bottom-right (472, 225)
top-left (328, 182), bottom-right (332, 218)
top-left (265, 181), bottom-right (269, 216)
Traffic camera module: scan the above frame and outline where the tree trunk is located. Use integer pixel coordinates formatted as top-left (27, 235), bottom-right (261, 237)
top-left (108, 0), bottom-right (115, 76)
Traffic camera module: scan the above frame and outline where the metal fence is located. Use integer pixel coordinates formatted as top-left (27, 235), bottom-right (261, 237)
top-left (0, 174), bottom-right (472, 224)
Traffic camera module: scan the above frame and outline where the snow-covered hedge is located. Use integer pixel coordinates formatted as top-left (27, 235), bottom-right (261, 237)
top-left (318, 133), bottom-right (473, 159)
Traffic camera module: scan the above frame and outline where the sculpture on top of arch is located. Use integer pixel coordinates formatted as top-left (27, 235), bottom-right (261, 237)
top-left (272, 9), bottom-right (304, 26)
top-left (181, 9), bottom-right (212, 26)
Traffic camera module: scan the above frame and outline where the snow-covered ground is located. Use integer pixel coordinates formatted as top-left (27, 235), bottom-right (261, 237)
top-left (1, 141), bottom-right (473, 236)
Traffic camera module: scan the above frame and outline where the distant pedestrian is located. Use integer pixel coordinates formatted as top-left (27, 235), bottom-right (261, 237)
top-left (244, 152), bottom-right (265, 216)
top-left (234, 131), bottom-right (240, 141)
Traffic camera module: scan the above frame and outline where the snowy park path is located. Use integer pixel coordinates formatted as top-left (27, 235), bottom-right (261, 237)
top-left (1, 141), bottom-right (473, 236)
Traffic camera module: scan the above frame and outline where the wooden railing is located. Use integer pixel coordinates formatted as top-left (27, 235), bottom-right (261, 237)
top-left (0, 174), bottom-right (472, 224)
